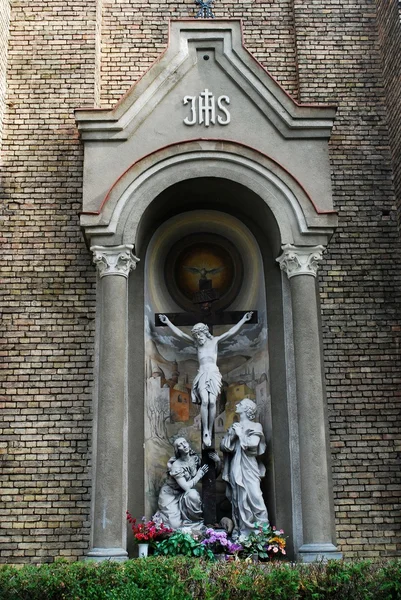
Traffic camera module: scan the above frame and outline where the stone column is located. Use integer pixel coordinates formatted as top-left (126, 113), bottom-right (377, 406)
top-left (277, 244), bottom-right (342, 562)
top-left (87, 245), bottom-right (139, 561)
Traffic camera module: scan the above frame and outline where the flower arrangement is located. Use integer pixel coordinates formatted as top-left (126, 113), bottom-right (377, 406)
top-left (125, 513), bottom-right (286, 563)
top-left (126, 512), bottom-right (172, 544)
top-left (266, 526), bottom-right (286, 558)
top-left (201, 528), bottom-right (242, 556)
top-left (238, 522), bottom-right (286, 561)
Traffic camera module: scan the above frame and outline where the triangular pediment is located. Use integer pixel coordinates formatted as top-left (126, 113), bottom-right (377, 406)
top-left (75, 20), bottom-right (335, 142)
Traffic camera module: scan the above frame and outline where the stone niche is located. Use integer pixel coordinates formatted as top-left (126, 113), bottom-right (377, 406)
top-left (75, 20), bottom-right (341, 562)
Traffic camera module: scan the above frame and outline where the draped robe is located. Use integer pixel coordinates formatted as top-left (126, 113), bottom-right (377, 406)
top-left (154, 454), bottom-right (203, 530)
top-left (191, 366), bottom-right (222, 405)
top-left (221, 420), bottom-right (269, 535)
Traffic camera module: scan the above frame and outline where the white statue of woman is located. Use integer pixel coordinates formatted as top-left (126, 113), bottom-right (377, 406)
top-left (154, 437), bottom-right (218, 530)
top-left (220, 398), bottom-right (269, 537)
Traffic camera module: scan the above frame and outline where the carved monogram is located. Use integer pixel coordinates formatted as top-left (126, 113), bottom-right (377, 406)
top-left (183, 89), bottom-right (230, 126)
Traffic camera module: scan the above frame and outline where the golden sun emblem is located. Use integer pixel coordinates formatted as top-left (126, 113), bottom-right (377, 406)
top-left (175, 244), bottom-right (234, 300)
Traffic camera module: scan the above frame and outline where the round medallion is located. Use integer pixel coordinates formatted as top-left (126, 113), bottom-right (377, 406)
top-left (165, 233), bottom-right (243, 313)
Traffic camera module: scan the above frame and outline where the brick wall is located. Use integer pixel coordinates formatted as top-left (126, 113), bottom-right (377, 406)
top-left (375, 0), bottom-right (401, 227)
top-left (99, 0), bottom-right (299, 106)
top-left (0, 0), bottom-right (97, 562)
top-left (1, 0), bottom-right (401, 562)
top-left (0, 0), bottom-right (10, 149)
top-left (292, 0), bottom-right (401, 556)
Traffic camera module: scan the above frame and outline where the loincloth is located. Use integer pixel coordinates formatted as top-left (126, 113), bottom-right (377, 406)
top-left (191, 368), bottom-right (222, 404)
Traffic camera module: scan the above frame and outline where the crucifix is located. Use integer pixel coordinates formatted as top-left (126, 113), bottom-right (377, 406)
top-left (195, 0), bottom-right (215, 19)
top-left (155, 273), bottom-right (257, 526)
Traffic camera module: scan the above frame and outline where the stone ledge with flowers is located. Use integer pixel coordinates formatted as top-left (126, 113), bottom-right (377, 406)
top-left (127, 512), bottom-right (286, 562)
top-left (126, 512), bottom-right (172, 557)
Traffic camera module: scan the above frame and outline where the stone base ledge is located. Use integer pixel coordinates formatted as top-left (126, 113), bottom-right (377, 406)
top-left (86, 547), bottom-right (128, 562)
top-left (298, 543), bottom-right (343, 563)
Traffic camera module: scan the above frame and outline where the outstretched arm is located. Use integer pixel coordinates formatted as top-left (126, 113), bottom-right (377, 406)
top-left (215, 311), bottom-right (253, 343)
top-left (159, 314), bottom-right (193, 344)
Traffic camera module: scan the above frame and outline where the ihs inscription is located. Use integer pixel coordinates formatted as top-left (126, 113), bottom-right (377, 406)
top-left (183, 89), bottom-right (230, 126)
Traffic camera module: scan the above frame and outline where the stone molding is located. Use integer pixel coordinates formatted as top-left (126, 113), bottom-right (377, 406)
top-left (277, 244), bottom-right (325, 278)
top-left (86, 547), bottom-right (128, 562)
top-left (91, 244), bottom-right (139, 278)
top-left (298, 544), bottom-right (343, 563)
top-left (75, 19), bottom-right (337, 251)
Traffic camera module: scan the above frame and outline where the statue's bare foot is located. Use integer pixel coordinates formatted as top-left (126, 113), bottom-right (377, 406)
top-left (203, 431), bottom-right (211, 447)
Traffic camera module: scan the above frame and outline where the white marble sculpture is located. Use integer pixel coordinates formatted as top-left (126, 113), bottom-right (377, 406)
top-left (153, 437), bottom-right (207, 530)
top-left (159, 312), bottom-right (253, 447)
top-left (153, 437), bottom-right (219, 530)
top-left (220, 398), bottom-right (269, 537)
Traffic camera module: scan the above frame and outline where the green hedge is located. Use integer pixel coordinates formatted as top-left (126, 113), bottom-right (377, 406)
top-left (1, 558), bottom-right (401, 600)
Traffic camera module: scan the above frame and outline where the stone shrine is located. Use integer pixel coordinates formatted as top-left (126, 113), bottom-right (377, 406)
top-left (2, 0), bottom-right (401, 565)
top-left (76, 20), bottom-right (341, 562)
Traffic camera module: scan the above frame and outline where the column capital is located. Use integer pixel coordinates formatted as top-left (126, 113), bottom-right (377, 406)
top-left (91, 245), bottom-right (140, 278)
top-left (277, 244), bottom-right (325, 279)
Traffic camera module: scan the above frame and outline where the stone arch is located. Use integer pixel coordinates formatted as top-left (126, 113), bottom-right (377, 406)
top-left (84, 139), bottom-right (336, 251)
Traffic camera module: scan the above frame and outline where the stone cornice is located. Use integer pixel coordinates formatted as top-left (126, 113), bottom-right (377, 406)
top-left (277, 244), bottom-right (325, 278)
top-left (91, 245), bottom-right (140, 278)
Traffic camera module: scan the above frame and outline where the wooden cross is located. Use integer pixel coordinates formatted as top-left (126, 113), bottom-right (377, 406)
top-left (155, 310), bottom-right (257, 333)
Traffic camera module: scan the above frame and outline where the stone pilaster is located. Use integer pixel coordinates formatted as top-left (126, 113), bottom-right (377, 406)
top-left (277, 244), bottom-right (342, 562)
top-left (87, 245), bottom-right (139, 561)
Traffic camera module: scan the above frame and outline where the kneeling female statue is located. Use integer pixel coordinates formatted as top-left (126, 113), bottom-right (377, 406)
top-left (154, 437), bottom-right (215, 530)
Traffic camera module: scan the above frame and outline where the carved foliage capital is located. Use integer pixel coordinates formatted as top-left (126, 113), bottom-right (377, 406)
top-left (91, 245), bottom-right (140, 278)
top-left (277, 244), bottom-right (325, 279)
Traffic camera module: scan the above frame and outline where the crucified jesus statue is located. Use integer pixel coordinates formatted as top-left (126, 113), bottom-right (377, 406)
top-left (158, 312), bottom-right (253, 447)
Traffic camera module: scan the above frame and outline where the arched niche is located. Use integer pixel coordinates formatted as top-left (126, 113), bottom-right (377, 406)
top-left (126, 178), bottom-right (295, 553)
top-left (86, 145), bottom-right (341, 563)
top-left (142, 205), bottom-right (276, 535)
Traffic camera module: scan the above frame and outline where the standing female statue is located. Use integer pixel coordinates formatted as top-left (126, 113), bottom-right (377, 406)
top-left (220, 398), bottom-right (269, 536)
top-left (154, 437), bottom-right (218, 530)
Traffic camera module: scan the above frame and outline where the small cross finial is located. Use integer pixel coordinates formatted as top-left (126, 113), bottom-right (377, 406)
top-left (195, 0), bottom-right (215, 19)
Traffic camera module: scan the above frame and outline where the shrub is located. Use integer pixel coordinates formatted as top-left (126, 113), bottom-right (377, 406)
top-left (1, 557), bottom-right (401, 600)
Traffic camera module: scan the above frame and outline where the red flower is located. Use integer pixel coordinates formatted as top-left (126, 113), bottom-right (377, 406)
top-left (126, 512), bottom-right (172, 543)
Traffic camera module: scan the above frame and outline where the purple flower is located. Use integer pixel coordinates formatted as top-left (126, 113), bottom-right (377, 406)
top-left (226, 541), bottom-right (242, 553)
top-left (201, 528), bottom-right (242, 554)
